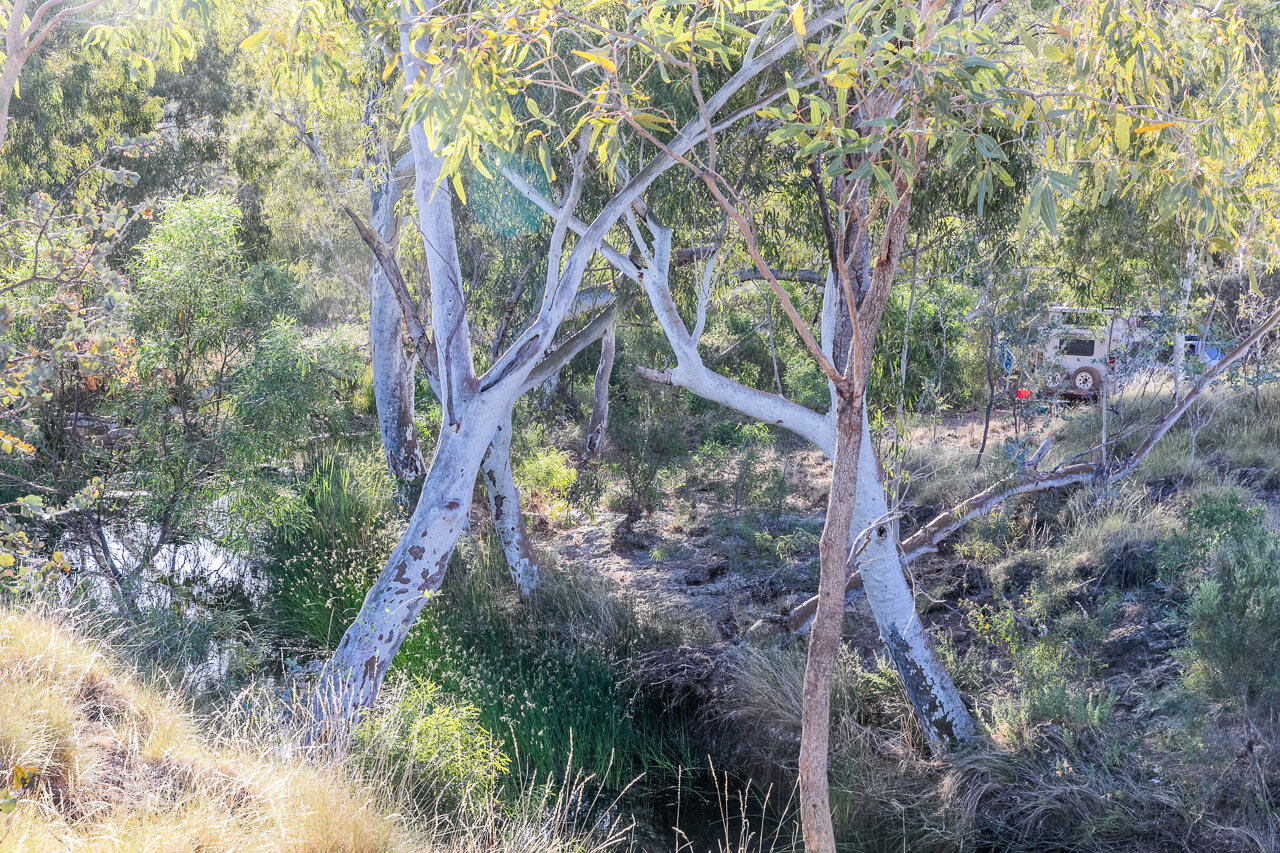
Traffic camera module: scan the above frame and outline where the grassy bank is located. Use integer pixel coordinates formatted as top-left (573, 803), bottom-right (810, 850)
top-left (0, 606), bottom-right (634, 852)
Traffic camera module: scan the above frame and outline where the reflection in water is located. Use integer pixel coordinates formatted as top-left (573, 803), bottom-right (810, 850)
top-left (58, 520), bottom-right (265, 688)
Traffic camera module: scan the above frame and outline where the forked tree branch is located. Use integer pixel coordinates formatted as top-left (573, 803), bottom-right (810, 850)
top-left (342, 203), bottom-right (438, 376)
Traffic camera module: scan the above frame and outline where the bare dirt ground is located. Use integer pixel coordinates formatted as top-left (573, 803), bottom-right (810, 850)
top-left (538, 413), bottom-right (1023, 650)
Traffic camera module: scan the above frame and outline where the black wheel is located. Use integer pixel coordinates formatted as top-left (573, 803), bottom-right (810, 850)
top-left (1070, 366), bottom-right (1101, 394)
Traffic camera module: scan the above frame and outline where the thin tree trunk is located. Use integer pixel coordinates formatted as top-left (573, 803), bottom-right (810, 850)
top-left (368, 172), bottom-right (427, 509)
top-left (1173, 248), bottom-right (1196, 401)
top-left (799, 391), bottom-right (862, 853)
top-left (0, 11), bottom-right (29, 152)
top-left (975, 318), bottom-right (997, 469)
top-left (583, 319), bottom-right (615, 459)
top-left (0, 75), bottom-right (15, 152)
top-left (481, 413), bottom-right (541, 593)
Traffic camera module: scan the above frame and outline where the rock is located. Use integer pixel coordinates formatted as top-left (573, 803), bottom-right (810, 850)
top-left (682, 560), bottom-right (726, 586)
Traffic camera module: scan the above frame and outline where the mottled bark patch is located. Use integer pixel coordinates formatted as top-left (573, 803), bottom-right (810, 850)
top-left (883, 625), bottom-right (957, 746)
top-left (361, 654), bottom-right (380, 692)
top-left (391, 560), bottom-right (410, 585)
top-left (408, 545), bottom-right (425, 560)
top-left (418, 551), bottom-right (451, 594)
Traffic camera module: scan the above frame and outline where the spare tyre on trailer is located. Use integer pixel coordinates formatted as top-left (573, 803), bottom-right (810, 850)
top-left (1069, 366), bottom-right (1102, 395)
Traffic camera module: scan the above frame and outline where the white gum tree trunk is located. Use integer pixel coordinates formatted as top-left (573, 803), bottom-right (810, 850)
top-left (480, 413), bottom-right (541, 593)
top-left (317, 405), bottom-right (506, 725)
top-left (367, 173), bottom-right (427, 507)
top-left (356, 153), bottom-right (544, 587)
top-left (849, 405), bottom-right (976, 743)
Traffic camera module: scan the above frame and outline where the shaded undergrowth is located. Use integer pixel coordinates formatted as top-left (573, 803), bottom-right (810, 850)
top-left (265, 450), bottom-right (704, 790)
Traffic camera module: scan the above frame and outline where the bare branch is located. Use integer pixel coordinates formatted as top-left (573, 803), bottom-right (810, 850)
top-left (340, 203), bottom-right (438, 378)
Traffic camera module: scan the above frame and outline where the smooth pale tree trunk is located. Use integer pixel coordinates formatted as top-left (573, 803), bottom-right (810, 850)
top-left (368, 173), bottom-right (427, 508)
top-left (317, 0), bottom-right (820, 732)
top-left (583, 320), bottom-right (615, 459)
top-left (481, 413), bottom-right (541, 593)
top-left (315, 409), bottom-right (504, 727)
top-left (849, 405), bottom-right (975, 744)
top-left (1173, 248), bottom-right (1196, 401)
top-left (356, 152), bottom-right (544, 588)
top-left (0, 68), bottom-right (17, 152)
top-left (314, 105), bottom-right (520, 728)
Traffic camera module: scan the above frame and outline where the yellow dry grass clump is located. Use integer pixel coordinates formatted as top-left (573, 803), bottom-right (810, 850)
top-left (0, 608), bottom-right (414, 853)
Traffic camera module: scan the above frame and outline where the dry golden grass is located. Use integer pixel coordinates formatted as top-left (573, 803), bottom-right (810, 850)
top-left (0, 607), bottom-right (633, 853)
top-left (0, 607), bottom-right (420, 853)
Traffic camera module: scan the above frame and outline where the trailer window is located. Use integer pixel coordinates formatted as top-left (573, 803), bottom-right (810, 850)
top-left (1063, 338), bottom-right (1095, 356)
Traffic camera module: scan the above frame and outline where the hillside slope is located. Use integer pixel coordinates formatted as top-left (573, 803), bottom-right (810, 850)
top-left (0, 607), bottom-right (422, 852)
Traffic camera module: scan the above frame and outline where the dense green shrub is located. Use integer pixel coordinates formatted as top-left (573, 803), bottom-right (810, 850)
top-left (1185, 528), bottom-right (1280, 707)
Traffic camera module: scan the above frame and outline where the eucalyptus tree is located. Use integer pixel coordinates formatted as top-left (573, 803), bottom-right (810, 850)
top-left (472, 1), bottom-right (1280, 850)
top-left (245, 0), bottom-right (830, 729)
top-left (246, 0), bottom-right (620, 588)
top-left (0, 0), bottom-right (219, 151)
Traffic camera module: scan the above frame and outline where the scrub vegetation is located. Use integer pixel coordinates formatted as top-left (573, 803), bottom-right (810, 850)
top-left (2, 0), bottom-right (1280, 850)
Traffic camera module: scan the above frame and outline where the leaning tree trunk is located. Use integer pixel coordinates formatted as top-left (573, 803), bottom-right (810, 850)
top-left (314, 402), bottom-right (505, 729)
top-left (368, 173), bottom-right (427, 509)
top-left (633, 225), bottom-right (975, 755)
top-left (481, 412), bottom-right (541, 593)
top-left (848, 404), bottom-right (975, 744)
top-left (316, 0), bottom-right (809, 733)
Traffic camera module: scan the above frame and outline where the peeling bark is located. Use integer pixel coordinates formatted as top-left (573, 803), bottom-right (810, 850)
top-left (799, 393), bottom-right (861, 853)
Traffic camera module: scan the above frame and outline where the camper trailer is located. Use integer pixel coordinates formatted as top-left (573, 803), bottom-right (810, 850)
top-left (1041, 306), bottom-right (1150, 397)
top-left (1041, 306), bottom-right (1220, 398)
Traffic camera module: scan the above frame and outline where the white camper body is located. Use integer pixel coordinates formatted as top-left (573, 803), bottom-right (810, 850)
top-left (1041, 306), bottom-right (1220, 398)
top-left (1042, 306), bottom-right (1154, 397)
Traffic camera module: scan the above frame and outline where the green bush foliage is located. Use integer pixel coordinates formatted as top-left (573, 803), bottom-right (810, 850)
top-left (1182, 496), bottom-right (1280, 707)
top-left (353, 679), bottom-right (511, 811)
